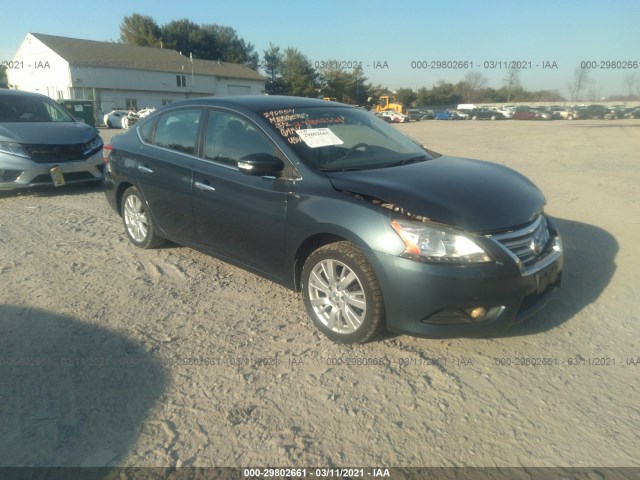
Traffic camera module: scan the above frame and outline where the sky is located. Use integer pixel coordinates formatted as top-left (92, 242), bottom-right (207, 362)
top-left (2, 0), bottom-right (639, 98)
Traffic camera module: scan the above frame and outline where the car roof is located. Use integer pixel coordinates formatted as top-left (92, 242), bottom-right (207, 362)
top-left (0, 89), bottom-right (48, 99)
top-left (158, 95), bottom-right (346, 113)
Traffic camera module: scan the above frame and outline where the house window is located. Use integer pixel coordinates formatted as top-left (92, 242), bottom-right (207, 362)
top-left (125, 98), bottom-right (138, 109)
top-left (162, 99), bottom-right (173, 105)
top-left (176, 75), bottom-right (186, 87)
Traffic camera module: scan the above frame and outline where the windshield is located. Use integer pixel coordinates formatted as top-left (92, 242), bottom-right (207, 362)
top-left (0, 95), bottom-right (76, 123)
top-left (260, 106), bottom-right (437, 171)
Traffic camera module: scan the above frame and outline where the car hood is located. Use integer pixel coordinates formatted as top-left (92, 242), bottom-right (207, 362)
top-left (326, 156), bottom-right (545, 232)
top-left (0, 122), bottom-right (98, 144)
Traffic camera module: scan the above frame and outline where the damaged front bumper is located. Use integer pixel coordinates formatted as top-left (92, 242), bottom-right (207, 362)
top-left (371, 218), bottom-right (564, 337)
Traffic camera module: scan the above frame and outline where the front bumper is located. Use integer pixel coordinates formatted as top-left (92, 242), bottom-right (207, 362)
top-left (0, 151), bottom-right (104, 190)
top-left (373, 219), bottom-right (564, 337)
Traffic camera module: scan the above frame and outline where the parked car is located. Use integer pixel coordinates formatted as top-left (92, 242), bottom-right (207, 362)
top-left (583, 104), bottom-right (610, 119)
top-left (137, 107), bottom-right (156, 118)
top-left (513, 107), bottom-right (544, 120)
top-left (536, 107), bottom-right (560, 120)
top-left (604, 107), bottom-right (634, 119)
top-left (418, 109), bottom-right (435, 120)
top-left (455, 110), bottom-right (470, 120)
top-left (376, 110), bottom-right (408, 123)
top-left (624, 107), bottom-right (640, 119)
top-left (406, 109), bottom-right (423, 121)
top-left (104, 95), bottom-right (563, 343)
top-left (121, 111), bottom-right (139, 129)
top-left (468, 108), bottom-right (506, 120)
top-left (496, 107), bottom-right (514, 119)
top-left (103, 110), bottom-right (131, 128)
top-left (0, 89), bottom-right (104, 190)
top-left (435, 110), bottom-right (462, 120)
top-left (549, 106), bottom-right (572, 119)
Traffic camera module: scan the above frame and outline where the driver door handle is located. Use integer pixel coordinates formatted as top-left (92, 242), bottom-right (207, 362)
top-left (194, 181), bottom-right (216, 193)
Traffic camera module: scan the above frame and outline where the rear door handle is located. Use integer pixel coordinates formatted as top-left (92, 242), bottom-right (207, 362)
top-left (194, 181), bottom-right (216, 192)
top-left (137, 165), bottom-right (153, 174)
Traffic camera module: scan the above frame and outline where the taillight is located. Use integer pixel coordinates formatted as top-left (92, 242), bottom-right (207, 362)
top-left (102, 144), bottom-right (113, 163)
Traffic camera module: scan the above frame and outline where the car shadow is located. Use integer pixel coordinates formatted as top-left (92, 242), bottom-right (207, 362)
top-left (0, 182), bottom-right (104, 199)
top-left (0, 305), bottom-right (168, 467)
top-left (380, 216), bottom-right (617, 341)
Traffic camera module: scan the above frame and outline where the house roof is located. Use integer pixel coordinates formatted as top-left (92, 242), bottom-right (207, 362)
top-left (29, 33), bottom-right (264, 81)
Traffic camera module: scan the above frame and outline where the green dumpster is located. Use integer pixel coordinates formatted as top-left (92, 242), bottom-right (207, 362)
top-left (58, 100), bottom-right (96, 127)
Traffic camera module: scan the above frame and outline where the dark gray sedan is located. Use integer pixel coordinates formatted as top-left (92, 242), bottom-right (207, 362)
top-left (104, 96), bottom-right (563, 343)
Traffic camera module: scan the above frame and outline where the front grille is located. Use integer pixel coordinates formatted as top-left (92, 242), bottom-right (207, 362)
top-left (24, 143), bottom-right (88, 163)
top-left (491, 215), bottom-right (552, 270)
top-left (23, 135), bottom-right (102, 164)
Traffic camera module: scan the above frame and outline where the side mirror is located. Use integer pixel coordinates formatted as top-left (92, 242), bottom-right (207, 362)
top-left (237, 153), bottom-right (284, 177)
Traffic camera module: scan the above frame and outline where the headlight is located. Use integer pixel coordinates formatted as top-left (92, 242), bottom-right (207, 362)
top-left (391, 219), bottom-right (492, 264)
top-left (83, 136), bottom-right (104, 156)
top-left (0, 141), bottom-right (31, 159)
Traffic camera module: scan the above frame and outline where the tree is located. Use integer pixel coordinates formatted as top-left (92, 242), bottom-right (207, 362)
top-left (344, 65), bottom-right (372, 105)
top-left (623, 73), bottom-right (638, 99)
top-left (568, 67), bottom-right (590, 101)
top-left (430, 81), bottom-right (463, 107)
top-left (503, 68), bottom-right (521, 103)
top-left (160, 19), bottom-right (204, 57)
top-left (262, 43), bottom-right (285, 94)
top-left (119, 14), bottom-right (259, 69)
top-left (281, 48), bottom-right (319, 97)
top-left (119, 14), bottom-right (161, 47)
top-left (394, 87), bottom-right (417, 107)
top-left (201, 25), bottom-right (259, 69)
top-left (459, 72), bottom-right (488, 103)
top-left (319, 64), bottom-right (349, 100)
top-left (319, 64), bottom-right (371, 104)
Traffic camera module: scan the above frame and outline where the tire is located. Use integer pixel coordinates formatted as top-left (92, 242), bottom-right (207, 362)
top-left (302, 241), bottom-right (385, 343)
top-left (106, 120), bottom-right (113, 128)
top-left (120, 186), bottom-right (164, 249)
top-left (490, 115), bottom-right (497, 120)
top-left (472, 115), bottom-right (478, 120)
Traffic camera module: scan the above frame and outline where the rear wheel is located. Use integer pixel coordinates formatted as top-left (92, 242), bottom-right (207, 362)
top-left (121, 186), bottom-right (164, 249)
top-left (302, 242), bottom-right (385, 343)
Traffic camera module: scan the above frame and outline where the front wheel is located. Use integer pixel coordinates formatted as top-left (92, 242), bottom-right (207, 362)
top-left (302, 242), bottom-right (385, 343)
top-left (121, 186), bottom-right (164, 249)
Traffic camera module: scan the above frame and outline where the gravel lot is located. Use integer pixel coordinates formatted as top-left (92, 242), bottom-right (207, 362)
top-left (1, 119), bottom-right (638, 469)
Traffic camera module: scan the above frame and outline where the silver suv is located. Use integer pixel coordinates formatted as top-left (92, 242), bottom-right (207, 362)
top-left (0, 89), bottom-right (103, 190)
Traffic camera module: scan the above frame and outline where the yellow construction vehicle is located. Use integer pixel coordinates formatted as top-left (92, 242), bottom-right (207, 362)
top-left (374, 95), bottom-right (406, 114)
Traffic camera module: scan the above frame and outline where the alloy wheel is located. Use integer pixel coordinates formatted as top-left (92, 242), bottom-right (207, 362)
top-left (307, 259), bottom-right (367, 334)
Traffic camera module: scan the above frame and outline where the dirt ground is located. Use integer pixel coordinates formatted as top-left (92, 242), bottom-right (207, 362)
top-left (0, 119), bottom-right (638, 469)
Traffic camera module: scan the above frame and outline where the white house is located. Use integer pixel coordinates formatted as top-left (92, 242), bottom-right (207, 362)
top-left (8, 32), bottom-right (266, 119)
